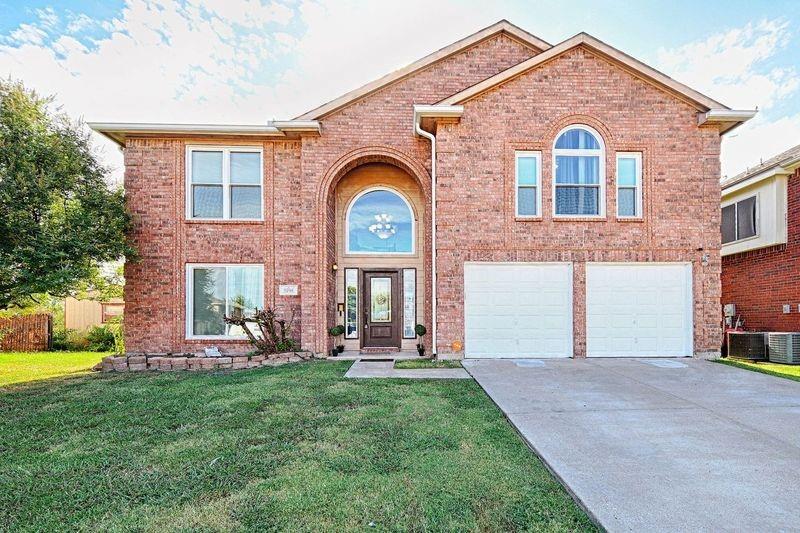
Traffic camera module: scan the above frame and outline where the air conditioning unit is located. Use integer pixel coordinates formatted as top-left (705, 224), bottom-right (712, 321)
top-left (768, 333), bottom-right (800, 365)
top-left (727, 332), bottom-right (768, 361)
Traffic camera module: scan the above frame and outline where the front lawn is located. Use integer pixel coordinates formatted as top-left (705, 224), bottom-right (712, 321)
top-left (0, 361), bottom-right (595, 531)
top-left (717, 358), bottom-right (800, 382)
top-left (0, 351), bottom-right (107, 387)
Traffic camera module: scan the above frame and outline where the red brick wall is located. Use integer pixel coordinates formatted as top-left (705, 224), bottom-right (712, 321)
top-left (722, 169), bottom-right (800, 331)
top-left (435, 46), bottom-right (723, 355)
top-left (123, 33), bottom-right (537, 354)
top-left (122, 37), bottom-right (725, 356)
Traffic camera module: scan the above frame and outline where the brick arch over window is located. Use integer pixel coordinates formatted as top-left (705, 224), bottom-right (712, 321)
top-left (541, 114), bottom-right (615, 147)
top-left (312, 146), bottom-right (432, 352)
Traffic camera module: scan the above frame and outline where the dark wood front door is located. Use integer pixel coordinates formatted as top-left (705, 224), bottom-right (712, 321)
top-left (362, 270), bottom-right (401, 348)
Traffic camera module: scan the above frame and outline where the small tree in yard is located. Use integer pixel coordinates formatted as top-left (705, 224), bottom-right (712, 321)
top-left (224, 307), bottom-right (306, 358)
top-left (0, 79), bottom-right (133, 310)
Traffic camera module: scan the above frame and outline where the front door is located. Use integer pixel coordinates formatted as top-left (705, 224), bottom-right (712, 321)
top-left (362, 270), bottom-right (401, 348)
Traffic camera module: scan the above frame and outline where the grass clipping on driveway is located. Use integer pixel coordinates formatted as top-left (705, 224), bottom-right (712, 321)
top-left (0, 361), bottom-right (595, 531)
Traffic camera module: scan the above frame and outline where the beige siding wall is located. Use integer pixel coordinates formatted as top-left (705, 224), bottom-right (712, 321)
top-left (65, 297), bottom-right (124, 330)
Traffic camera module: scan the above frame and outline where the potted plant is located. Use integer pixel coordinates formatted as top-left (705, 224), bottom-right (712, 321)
top-left (414, 324), bottom-right (427, 357)
top-left (328, 325), bottom-right (345, 356)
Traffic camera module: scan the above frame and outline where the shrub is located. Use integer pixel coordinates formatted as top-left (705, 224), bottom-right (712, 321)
top-left (86, 325), bottom-right (116, 352)
top-left (52, 328), bottom-right (90, 351)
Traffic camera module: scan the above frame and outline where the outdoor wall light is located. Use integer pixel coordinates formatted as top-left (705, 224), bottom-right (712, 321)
top-left (331, 263), bottom-right (338, 272)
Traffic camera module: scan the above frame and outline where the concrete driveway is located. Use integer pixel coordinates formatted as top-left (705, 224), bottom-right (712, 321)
top-left (464, 358), bottom-right (800, 532)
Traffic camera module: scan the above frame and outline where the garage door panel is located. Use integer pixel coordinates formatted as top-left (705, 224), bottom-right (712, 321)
top-left (465, 263), bottom-right (572, 358)
top-left (587, 263), bottom-right (692, 358)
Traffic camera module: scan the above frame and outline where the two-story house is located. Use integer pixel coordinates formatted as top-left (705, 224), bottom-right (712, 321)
top-left (721, 144), bottom-right (800, 331)
top-left (91, 20), bottom-right (754, 359)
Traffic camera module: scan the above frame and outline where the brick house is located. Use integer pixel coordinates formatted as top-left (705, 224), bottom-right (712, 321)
top-left (721, 144), bottom-right (800, 331)
top-left (91, 20), bottom-right (754, 359)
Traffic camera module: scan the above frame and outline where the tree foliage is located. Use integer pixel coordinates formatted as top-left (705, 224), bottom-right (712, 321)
top-left (0, 79), bottom-right (133, 309)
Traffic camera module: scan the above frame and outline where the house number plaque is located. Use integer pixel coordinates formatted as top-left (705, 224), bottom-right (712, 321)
top-left (278, 284), bottom-right (299, 296)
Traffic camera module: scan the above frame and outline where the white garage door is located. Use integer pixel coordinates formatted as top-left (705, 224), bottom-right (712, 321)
top-left (464, 263), bottom-right (572, 358)
top-left (586, 263), bottom-right (693, 357)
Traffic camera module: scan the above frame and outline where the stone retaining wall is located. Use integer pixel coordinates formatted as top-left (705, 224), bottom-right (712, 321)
top-left (100, 352), bottom-right (315, 372)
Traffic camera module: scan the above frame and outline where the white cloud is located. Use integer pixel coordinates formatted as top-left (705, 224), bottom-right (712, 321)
top-left (0, 0), bottom-right (501, 182)
top-left (657, 19), bottom-right (800, 176)
top-left (657, 19), bottom-right (797, 110)
top-left (721, 113), bottom-right (800, 179)
top-left (6, 24), bottom-right (48, 46)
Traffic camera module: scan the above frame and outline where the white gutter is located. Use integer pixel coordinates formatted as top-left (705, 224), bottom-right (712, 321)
top-left (413, 104), bottom-right (464, 357)
top-left (697, 109), bottom-right (757, 134)
top-left (88, 120), bottom-right (321, 146)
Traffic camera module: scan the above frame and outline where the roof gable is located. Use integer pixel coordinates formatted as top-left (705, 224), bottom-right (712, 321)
top-left (438, 33), bottom-right (728, 112)
top-left (294, 20), bottom-right (551, 120)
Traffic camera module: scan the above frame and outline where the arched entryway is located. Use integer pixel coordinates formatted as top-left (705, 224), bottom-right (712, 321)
top-left (314, 148), bottom-right (431, 353)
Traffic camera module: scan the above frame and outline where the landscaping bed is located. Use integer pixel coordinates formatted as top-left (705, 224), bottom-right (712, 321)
top-left (0, 361), bottom-right (596, 531)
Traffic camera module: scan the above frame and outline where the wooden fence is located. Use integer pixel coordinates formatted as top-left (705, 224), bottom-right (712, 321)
top-left (0, 314), bottom-right (52, 352)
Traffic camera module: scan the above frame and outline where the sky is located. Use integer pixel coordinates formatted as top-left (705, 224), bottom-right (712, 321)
top-left (0, 0), bottom-right (798, 183)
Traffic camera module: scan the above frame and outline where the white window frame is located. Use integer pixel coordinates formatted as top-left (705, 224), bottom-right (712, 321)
top-left (721, 194), bottom-right (759, 245)
top-left (185, 145), bottom-right (264, 221)
top-left (345, 186), bottom-right (416, 255)
top-left (515, 151), bottom-right (542, 218)
top-left (552, 124), bottom-right (606, 218)
top-left (185, 263), bottom-right (264, 340)
top-left (615, 152), bottom-right (643, 219)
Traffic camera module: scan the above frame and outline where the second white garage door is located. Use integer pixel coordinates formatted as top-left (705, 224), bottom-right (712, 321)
top-left (586, 263), bottom-right (693, 357)
top-left (464, 263), bottom-right (572, 358)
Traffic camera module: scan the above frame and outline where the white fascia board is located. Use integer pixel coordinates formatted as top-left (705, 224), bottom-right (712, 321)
top-left (270, 120), bottom-right (321, 132)
top-left (413, 105), bottom-right (464, 135)
top-left (698, 109), bottom-right (757, 133)
top-left (88, 121), bottom-right (319, 146)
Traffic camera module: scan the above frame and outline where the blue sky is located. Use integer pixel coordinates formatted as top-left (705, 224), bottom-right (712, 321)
top-left (1, 0), bottom-right (798, 180)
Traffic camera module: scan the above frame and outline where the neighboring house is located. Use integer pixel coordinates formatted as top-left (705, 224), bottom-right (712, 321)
top-left (90, 20), bottom-right (754, 358)
top-left (721, 144), bottom-right (800, 331)
top-left (64, 297), bottom-right (124, 331)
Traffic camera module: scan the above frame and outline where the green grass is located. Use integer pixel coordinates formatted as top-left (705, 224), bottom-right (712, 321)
top-left (394, 358), bottom-right (463, 370)
top-left (717, 358), bottom-right (800, 382)
top-left (0, 361), bottom-right (596, 532)
top-left (0, 351), bottom-right (108, 387)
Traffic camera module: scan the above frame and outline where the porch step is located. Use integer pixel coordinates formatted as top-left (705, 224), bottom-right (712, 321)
top-left (360, 347), bottom-right (400, 355)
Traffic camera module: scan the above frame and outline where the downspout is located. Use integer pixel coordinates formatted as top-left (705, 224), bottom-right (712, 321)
top-left (414, 121), bottom-right (438, 356)
top-left (413, 105), bottom-right (463, 357)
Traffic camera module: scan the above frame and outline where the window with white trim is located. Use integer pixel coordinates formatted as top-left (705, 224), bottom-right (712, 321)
top-left (187, 146), bottom-right (263, 220)
top-left (616, 152), bottom-right (642, 218)
top-left (515, 151), bottom-right (541, 217)
top-left (553, 126), bottom-right (605, 216)
top-left (187, 264), bottom-right (263, 338)
top-left (722, 196), bottom-right (757, 244)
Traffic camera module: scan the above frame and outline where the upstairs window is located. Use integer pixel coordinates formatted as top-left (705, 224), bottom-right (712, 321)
top-left (722, 196), bottom-right (757, 244)
top-left (187, 146), bottom-right (263, 220)
top-left (616, 152), bottom-right (642, 218)
top-left (515, 151), bottom-right (541, 217)
top-left (346, 188), bottom-right (414, 254)
top-left (553, 126), bottom-right (605, 217)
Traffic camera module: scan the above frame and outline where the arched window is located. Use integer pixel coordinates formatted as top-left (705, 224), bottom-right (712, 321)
top-left (553, 125), bottom-right (605, 217)
top-left (346, 187), bottom-right (414, 254)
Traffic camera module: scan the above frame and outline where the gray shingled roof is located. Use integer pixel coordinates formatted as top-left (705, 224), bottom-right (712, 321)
top-left (722, 143), bottom-right (800, 189)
